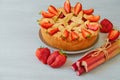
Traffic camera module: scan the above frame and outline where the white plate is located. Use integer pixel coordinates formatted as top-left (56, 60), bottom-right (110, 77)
top-left (39, 29), bottom-right (99, 54)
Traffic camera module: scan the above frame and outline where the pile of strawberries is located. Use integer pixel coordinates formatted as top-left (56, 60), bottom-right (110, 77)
top-left (100, 18), bottom-right (120, 41)
top-left (36, 47), bottom-right (67, 68)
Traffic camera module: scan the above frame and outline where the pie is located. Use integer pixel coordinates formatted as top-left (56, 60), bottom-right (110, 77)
top-left (38, 0), bottom-right (100, 51)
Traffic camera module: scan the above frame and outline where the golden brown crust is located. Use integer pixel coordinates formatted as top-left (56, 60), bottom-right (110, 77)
top-left (40, 28), bottom-right (98, 51)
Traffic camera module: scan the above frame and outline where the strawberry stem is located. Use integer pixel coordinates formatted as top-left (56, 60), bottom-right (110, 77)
top-left (39, 11), bottom-right (42, 14)
top-left (39, 46), bottom-right (45, 48)
top-left (37, 20), bottom-right (40, 22)
top-left (59, 50), bottom-right (67, 57)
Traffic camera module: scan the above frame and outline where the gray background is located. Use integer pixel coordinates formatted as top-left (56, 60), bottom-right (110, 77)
top-left (0, 0), bottom-right (120, 80)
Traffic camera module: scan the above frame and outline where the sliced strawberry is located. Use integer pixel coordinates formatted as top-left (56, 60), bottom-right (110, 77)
top-left (48, 5), bottom-right (58, 15)
top-left (119, 31), bottom-right (120, 37)
top-left (71, 31), bottom-right (79, 40)
top-left (81, 29), bottom-right (92, 39)
top-left (49, 28), bottom-right (59, 35)
top-left (40, 22), bottom-right (53, 29)
top-left (83, 8), bottom-right (94, 15)
top-left (74, 2), bottom-right (82, 15)
top-left (82, 17), bottom-right (87, 22)
top-left (68, 20), bottom-right (73, 25)
top-left (77, 24), bottom-right (81, 27)
top-left (108, 29), bottom-right (119, 41)
top-left (84, 15), bottom-right (100, 22)
top-left (41, 11), bottom-right (55, 18)
top-left (88, 15), bottom-right (100, 22)
top-left (64, 0), bottom-right (71, 13)
top-left (58, 12), bottom-right (65, 18)
top-left (100, 18), bottom-right (113, 33)
top-left (61, 30), bottom-right (69, 39)
top-left (86, 23), bottom-right (99, 31)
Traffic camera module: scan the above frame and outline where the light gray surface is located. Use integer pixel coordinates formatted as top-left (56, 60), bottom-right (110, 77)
top-left (0, 0), bottom-right (120, 80)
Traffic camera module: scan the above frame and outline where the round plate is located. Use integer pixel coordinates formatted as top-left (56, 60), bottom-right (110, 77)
top-left (39, 29), bottom-right (99, 54)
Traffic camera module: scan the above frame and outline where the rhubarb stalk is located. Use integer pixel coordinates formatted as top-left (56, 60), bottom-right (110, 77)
top-left (72, 51), bottom-right (93, 71)
top-left (74, 39), bottom-right (120, 75)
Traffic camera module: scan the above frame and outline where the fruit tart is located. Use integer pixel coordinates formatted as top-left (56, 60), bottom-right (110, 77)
top-left (38, 0), bottom-right (101, 51)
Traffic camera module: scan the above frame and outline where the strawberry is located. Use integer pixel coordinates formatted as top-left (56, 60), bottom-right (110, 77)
top-left (61, 30), bottom-right (69, 39)
top-left (47, 51), bottom-right (67, 68)
top-left (83, 8), bottom-right (94, 15)
top-left (68, 20), bottom-right (73, 25)
top-left (36, 47), bottom-right (50, 64)
top-left (81, 29), bottom-right (92, 39)
top-left (74, 2), bottom-right (82, 15)
top-left (48, 5), bottom-right (58, 15)
top-left (84, 15), bottom-right (100, 22)
top-left (47, 51), bottom-right (59, 65)
top-left (71, 31), bottom-right (79, 40)
top-left (88, 15), bottom-right (100, 22)
top-left (100, 18), bottom-right (113, 33)
top-left (119, 32), bottom-right (120, 36)
top-left (108, 29), bottom-right (119, 41)
top-left (40, 22), bottom-right (53, 29)
top-left (64, 0), bottom-right (71, 13)
top-left (41, 11), bottom-right (55, 18)
top-left (58, 12), bottom-right (65, 18)
top-left (86, 23), bottom-right (99, 31)
top-left (49, 28), bottom-right (59, 35)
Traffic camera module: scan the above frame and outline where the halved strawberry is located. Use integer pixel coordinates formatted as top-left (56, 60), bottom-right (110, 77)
top-left (119, 32), bottom-right (120, 36)
top-left (68, 20), bottom-right (73, 25)
top-left (108, 29), bottom-right (119, 41)
top-left (41, 11), bottom-right (55, 18)
top-left (83, 8), bottom-right (94, 15)
top-left (61, 30), bottom-right (69, 39)
top-left (100, 18), bottom-right (113, 33)
top-left (81, 29), bottom-right (92, 39)
top-left (84, 15), bottom-right (100, 22)
top-left (49, 28), bottom-right (59, 35)
top-left (58, 12), bottom-right (65, 18)
top-left (74, 2), bottom-right (82, 15)
top-left (64, 0), bottom-right (71, 13)
top-left (71, 31), bottom-right (79, 40)
top-left (48, 5), bottom-right (58, 15)
top-left (40, 22), bottom-right (53, 29)
top-left (86, 23), bottom-right (99, 31)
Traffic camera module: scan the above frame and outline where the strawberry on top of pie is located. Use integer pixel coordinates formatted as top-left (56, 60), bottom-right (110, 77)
top-left (38, 0), bottom-right (101, 51)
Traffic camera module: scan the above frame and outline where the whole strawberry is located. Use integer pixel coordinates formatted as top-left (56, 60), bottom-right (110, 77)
top-left (47, 51), bottom-right (67, 68)
top-left (108, 29), bottom-right (119, 41)
top-left (100, 18), bottom-right (113, 33)
top-left (36, 47), bottom-right (50, 64)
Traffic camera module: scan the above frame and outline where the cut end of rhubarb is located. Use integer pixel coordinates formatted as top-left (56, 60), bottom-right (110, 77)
top-left (76, 67), bottom-right (85, 76)
top-left (76, 61), bottom-right (81, 70)
top-left (82, 61), bottom-right (88, 72)
top-left (71, 63), bottom-right (78, 71)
